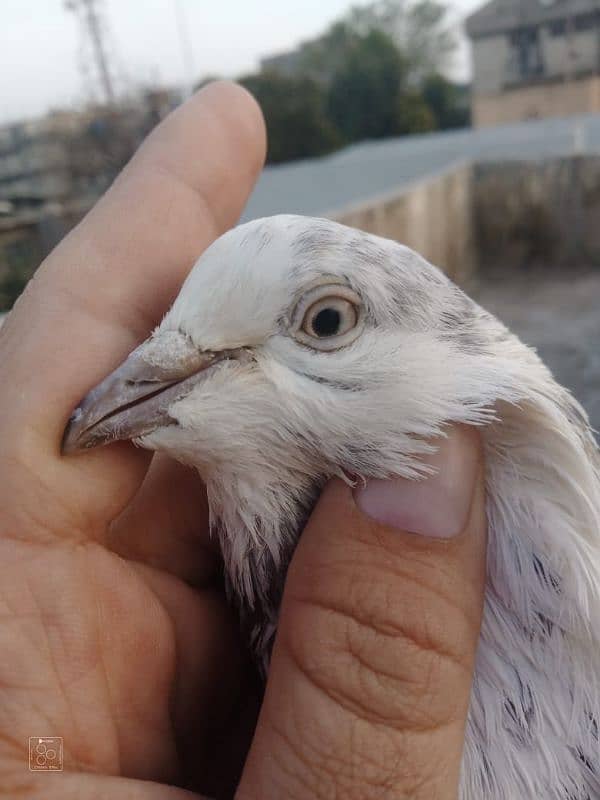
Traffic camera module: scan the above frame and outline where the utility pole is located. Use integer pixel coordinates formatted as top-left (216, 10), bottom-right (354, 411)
top-left (65, 0), bottom-right (116, 106)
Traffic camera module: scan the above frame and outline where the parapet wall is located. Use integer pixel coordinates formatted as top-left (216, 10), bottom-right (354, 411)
top-left (3, 155), bottom-right (599, 315)
top-left (329, 156), bottom-right (600, 284)
top-left (328, 162), bottom-right (476, 285)
top-left (474, 157), bottom-right (600, 271)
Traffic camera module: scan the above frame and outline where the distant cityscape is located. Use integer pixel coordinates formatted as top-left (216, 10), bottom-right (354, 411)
top-left (3, 0), bottom-right (600, 312)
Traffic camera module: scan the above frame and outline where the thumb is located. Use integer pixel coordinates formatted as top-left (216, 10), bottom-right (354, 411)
top-left (237, 425), bottom-right (486, 800)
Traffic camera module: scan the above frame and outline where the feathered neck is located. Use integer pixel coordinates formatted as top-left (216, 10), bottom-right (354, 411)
top-left (463, 371), bottom-right (600, 798)
top-left (206, 469), bottom-right (323, 669)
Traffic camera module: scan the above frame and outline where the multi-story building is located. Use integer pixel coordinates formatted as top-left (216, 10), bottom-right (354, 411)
top-left (466, 0), bottom-right (600, 126)
top-left (0, 89), bottom-right (181, 309)
top-left (0, 113), bottom-right (78, 207)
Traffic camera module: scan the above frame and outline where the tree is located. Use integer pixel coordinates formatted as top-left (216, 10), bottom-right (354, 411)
top-left (327, 29), bottom-right (408, 141)
top-left (238, 73), bottom-right (341, 164)
top-left (235, 1), bottom-right (465, 163)
top-left (422, 74), bottom-right (471, 129)
top-left (298, 2), bottom-right (455, 86)
top-left (396, 89), bottom-right (436, 134)
top-left (398, 1), bottom-right (456, 81)
top-left (298, 21), bottom-right (359, 85)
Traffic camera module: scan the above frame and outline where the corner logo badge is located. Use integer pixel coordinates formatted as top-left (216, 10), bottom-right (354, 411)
top-left (28, 737), bottom-right (63, 771)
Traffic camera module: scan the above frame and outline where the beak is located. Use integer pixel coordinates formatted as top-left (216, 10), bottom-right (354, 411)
top-left (62, 334), bottom-right (237, 454)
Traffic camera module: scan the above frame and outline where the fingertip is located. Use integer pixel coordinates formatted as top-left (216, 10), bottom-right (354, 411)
top-left (195, 80), bottom-right (267, 167)
top-left (136, 79), bottom-right (267, 220)
top-left (289, 426), bottom-right (487, 618)
top-left (354, 425), bottom-right (483, 539)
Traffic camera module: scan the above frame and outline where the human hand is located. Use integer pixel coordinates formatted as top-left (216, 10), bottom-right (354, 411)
top-left (0, 81), bottom-right (486, 800)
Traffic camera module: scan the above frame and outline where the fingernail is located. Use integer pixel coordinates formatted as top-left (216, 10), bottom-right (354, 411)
top-left (353, 427), bottom-right (480, 538)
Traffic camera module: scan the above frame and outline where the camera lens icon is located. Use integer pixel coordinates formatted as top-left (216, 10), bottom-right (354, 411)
top-left (28, 737), bottom-right (63, 771)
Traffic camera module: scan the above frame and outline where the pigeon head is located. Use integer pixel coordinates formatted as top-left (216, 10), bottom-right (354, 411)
top-left (63, 214), bottom-right (600, 797)
top-left (64, 214), bottom-right (498, 478)
top-left (63, 215), bottom-right (503, 618)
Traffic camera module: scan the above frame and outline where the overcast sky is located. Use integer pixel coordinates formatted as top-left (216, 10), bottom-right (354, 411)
top-left (1, 0), bottom-right (483, 124)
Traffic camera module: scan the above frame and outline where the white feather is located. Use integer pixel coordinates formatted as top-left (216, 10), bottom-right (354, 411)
top-left (138, 214), bottom-right (600, 798)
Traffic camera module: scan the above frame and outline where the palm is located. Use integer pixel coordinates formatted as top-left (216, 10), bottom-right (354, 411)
top-left (0, 83), bottom-right (266, 799)
top-left (3, 427), bottom-right (260, 795)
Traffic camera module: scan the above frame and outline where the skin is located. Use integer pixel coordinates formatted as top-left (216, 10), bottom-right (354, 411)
top-left (0, 82), bottom-right (487, 800)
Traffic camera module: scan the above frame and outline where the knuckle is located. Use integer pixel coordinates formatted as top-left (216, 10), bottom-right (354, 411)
top-left (259, 676), bottom-right (442, 800)
top-left (258, 701), bottom-right (415, 800)
top-left (284, 558), bottom-right (472, 734)
top-left (252, 710), bottom-right (338, 800)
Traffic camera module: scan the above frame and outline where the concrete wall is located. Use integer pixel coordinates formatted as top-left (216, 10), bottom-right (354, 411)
top-left (472, 28), bottom-right (599, 97)
top-left (542, 27), bottom-right (598, 79)
top-left (472, 36), bottom-right (511, 94)
top-left (326, 155), bottom-right (600, 284)
top-left (329, 162), bottom-right (476, 285)
top-left (473, 74), bottom-right (600, 127)
top-left (474, 156), bottom-right (600, 270)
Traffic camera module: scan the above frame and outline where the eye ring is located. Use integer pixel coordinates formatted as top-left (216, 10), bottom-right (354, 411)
top-left (290, 283), bottom-right (364, 351)
top-left (302, 297), bottom-right (357, 339)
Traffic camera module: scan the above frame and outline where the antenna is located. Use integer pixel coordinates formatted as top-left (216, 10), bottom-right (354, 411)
top-left (65, 0), bottom-right (116, 106)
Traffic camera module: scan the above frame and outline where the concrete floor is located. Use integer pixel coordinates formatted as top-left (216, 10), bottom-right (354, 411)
top-left (473, 269), bottom-right (600, 436)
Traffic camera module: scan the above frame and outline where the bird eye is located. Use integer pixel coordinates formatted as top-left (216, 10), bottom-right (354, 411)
top-left (302, 297), bottom-right (357, 339)
top-left (291, 284), bottom-right (364, 351)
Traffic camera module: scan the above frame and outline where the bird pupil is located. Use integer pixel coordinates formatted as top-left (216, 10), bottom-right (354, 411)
top-left (313, 308), bottom-right (341, 337)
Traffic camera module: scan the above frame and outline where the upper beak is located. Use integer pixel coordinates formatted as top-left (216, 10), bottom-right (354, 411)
top-left (62, 334), bottom-right (236, 454)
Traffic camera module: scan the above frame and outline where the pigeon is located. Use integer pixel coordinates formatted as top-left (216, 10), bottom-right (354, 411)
top-left (63, 214), bottom-right (600, 800)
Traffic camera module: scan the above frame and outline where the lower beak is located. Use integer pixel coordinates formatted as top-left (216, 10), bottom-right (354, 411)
top-left (62, 335), bottom-right (235, 454)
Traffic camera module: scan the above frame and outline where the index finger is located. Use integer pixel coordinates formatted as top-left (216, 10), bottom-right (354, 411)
top-left (0, 82), bottom-right (265, 530)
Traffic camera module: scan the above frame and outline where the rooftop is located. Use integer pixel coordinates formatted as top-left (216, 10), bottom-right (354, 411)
top-left (243, 112), bottom-right (600, 221)
top-left (466, 0), bottom-right (600, 39)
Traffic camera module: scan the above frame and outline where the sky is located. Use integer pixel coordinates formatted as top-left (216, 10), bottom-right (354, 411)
top-left (1, 0), bottom-right (483, 125)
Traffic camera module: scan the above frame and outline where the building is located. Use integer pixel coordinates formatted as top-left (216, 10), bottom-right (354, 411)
top-left (0, 89), bottom-right (181, 310)
top-left (0, 88), bottom-right (181, 210)
top-left (0, 112), bottom-right (80, 207)
top-left (466, 0), bottom-right (600, 127)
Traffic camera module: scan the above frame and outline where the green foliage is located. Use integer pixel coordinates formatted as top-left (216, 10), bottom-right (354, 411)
top-left (341, 0), bottom-right (456, 81)
top-left (422, 74), bottom-right (471, 129)
top-left (400, 1), bottom-right (457, 81)
top-left (236, 1), bottom-right (468, 163)
top-left (0, 234), bottom-right (42, 310)
top-left (328, 29), bottom-right (407, 141)
top-left (239, 72), bottom-right (341, 164)
top-left (396, 89), bottom-right (436, 134)
top-left (0, 264), bottom-right (29, 310)
top-left (296, 1), bottom-right (456, 91)
top-left (298, 22), bottom-right (356, 84)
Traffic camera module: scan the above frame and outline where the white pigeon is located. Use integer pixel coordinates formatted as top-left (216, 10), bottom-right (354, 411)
top-left (64, 214), bottom-right (600, 800)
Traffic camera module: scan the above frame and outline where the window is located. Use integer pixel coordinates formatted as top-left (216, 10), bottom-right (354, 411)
top-left (508, 27), bottom-right (544, 80)
top-left (549, 12), bottom-right (599, 36)
top-left (548, 19), bottom-right (566, 36)
top-left (575, 12), bottom-right (597, 32)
